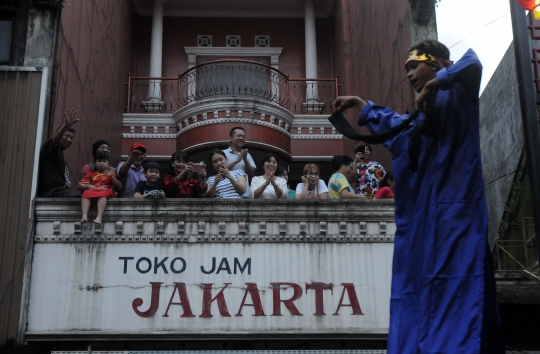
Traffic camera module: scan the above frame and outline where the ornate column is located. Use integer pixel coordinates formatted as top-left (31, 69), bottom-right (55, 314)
top-left (145, 0), bottom-right (164, 111)
top-left (304, 0), bottom-right (320, 110)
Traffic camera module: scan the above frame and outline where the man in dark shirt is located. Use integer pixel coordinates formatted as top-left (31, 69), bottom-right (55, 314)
top-left (38, 109), bottom-right (81, 197)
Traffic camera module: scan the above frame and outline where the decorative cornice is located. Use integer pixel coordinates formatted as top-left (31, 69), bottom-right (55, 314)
top-left (123, 113), bottom-right (174, 126)
top-left (178, 118), bottom-right (291, 137)
top-left (291, 134), bottom-right (342, 139)
top-left (34, 199), bottom-right (396, 244)
top-left (34, 233), bottom-right (395, 244)
top-left (173, 97), bottom-right (294, 126)
top-left (291, 114), bottom-right (336, 128)
top-left (122, 134), bottom-right (176, 139)
top-left (184, 47), bottom-right (283, 68)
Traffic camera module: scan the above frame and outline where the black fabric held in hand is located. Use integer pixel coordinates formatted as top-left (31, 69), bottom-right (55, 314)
top-left (327, 110), bottom-right (423, 171)
top-left (328, 110), bottom-right (419, 144)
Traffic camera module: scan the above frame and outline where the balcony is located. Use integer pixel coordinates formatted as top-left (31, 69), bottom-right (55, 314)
top-left (126, 60), bottom-right (339, 116)
top-left (26, 198), bottom-right (396, 341)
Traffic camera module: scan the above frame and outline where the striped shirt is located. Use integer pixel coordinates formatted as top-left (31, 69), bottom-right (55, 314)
top-left (207, 170), bottom-right (246, 199)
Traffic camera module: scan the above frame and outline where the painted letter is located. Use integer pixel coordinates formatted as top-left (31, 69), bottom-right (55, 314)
top-left (200, 257), bottom-right (216, 274)
top-left (136, 257), bottom-right (152, 274)
top-left (234, 258), bottom-right (251, 274)
top-left (119, 257), bottom-right (134, 274)
top-left (132, 282), bottom-right (163, 318)
top-left (170, 257), bottom-right (186, 274)
top-left (163, 282), bottom-right (195, 317)
top-left (333, 283), bottom-right (364, 315)
top-left (235, 283), bottom-right (266, 317)
top-left (154, 257), bottom-right (169, 274)
top-left (306, 282), bottom-right (333, 315)
top-left (270, 282), bottom-right (303, 316)
top-left (216, 258), bottom-right (231, 274)
top-left (199, 283), bottom-right (232, 318)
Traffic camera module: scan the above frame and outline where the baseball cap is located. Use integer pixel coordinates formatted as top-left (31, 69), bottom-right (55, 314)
top-left (130, 143), bottom-right (146, 153)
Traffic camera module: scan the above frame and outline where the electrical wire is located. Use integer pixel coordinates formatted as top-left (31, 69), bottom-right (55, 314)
top-left (485, 168), bottom-right (523, 186)
top-left (449, 11), bottom-right (510, 49)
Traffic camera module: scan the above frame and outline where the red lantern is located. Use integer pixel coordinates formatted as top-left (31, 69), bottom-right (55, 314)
top-left (516, 0), bottom-right (540, 19)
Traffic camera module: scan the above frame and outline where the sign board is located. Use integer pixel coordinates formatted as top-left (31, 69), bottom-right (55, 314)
top-left (26, 242), bottom-right (393, 338)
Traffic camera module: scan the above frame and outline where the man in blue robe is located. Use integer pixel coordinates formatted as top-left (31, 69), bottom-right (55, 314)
top-left (332, 40), bottom-right (504, 353)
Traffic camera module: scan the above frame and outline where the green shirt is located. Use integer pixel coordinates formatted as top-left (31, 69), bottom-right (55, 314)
top-left (328, 173), bottom-right (354, 199)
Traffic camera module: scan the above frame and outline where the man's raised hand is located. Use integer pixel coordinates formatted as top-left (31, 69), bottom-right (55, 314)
top-left (64, 108), bottom-right (79, 127)
top-left (415, 78), bottom-right (440, 112)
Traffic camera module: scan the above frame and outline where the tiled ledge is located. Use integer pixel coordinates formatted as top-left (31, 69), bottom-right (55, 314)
top-left (34, 198), bottom-right (396, 242)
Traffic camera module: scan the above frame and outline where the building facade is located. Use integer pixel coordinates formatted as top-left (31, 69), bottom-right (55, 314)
top-left (0, 0), bottom-right (437, 352)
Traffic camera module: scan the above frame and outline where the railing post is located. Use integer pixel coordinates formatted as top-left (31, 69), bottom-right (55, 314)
top-left (286, 75), bottom-right (290, 110)
top-left (127, 73), bottom-right (131, 113)
top-left (335, 74), bottom-right (339, 99)
top-left (177, 73), bottom-right (181, 109)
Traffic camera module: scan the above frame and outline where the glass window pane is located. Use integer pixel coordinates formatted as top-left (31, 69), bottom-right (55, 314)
top-left (0, 20), bottom-right (13, 63)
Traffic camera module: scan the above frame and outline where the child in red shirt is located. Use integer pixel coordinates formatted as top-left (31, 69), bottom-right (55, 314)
top-left (374, 171), bottom-right (394, 199)
top-left (78, 152), bottom-right (121, 223)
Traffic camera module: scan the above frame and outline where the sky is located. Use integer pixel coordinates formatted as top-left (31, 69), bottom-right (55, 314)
top-left (435, 0), bottom-right (513, 93)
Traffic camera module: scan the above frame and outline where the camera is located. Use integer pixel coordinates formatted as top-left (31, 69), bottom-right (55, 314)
top-left (151, 190), bottom-right (161, 199)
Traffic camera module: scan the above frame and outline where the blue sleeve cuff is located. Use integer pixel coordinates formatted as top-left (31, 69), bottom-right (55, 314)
top-left (358, 101), bottom-right (375, 126)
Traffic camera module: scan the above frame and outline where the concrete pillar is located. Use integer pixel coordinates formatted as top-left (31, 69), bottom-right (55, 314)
top-left (148, 0), bottom-right (164, 103)
top-left (304, 0), bottom-right (319, 103)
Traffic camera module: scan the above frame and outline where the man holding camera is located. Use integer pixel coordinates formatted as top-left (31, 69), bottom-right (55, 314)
top-left (223, 127), bottom-right (256, 198)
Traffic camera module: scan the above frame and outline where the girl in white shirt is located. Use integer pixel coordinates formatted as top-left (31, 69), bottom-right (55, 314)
top-left (295, 163), bottom-right (329, 199)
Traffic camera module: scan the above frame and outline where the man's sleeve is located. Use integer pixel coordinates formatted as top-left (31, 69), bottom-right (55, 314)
top-left (436, 48), bottom-right (482, 97)
top-left (247, 153), bottom-right (256, 170)
top-left (358, 101), bottom-right (411, 156)
top-left (40, 138), bottom-right (56, 161)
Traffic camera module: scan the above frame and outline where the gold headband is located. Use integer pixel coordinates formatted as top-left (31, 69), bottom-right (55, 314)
top-left (404, 49), bottom-right (453, 69)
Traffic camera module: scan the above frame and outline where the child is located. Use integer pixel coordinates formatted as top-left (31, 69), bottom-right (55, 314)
top-left (162, 151), bottom-right (207, 198)
top-left (133, 162), bottom-right (166, 199)
top-left (78, 151), bottom-right (122, 224)
top-left (373, 171), bottom-right (394, 199)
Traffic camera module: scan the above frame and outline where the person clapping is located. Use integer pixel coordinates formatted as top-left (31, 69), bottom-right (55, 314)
top-left (206, 149), bottom-right (247, 199)
top-left (250, 153), bottom-right (287, 199)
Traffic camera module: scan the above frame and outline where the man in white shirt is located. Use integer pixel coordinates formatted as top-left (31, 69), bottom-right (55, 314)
top-left (222, 127), bottom-right (256, 198)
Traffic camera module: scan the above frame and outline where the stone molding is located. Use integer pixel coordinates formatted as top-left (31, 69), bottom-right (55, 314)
top-left (122, 133), bottom-right (176, 139)
top-left (34, 199), bottom-right (396, 243)
top-left (173, 97), bottom-right (294, 127)
top-left (291, 134), bottom-right (342, 140)
top-left (177, 118), bottom-right (291, 137)
top-left (184, 47), bottom-right (283, 69)
top-left (123, 113), bottom-right (174, 126)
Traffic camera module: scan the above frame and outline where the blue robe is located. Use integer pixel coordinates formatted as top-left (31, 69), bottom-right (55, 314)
top-left (358, 49), bottom-right (503, 353)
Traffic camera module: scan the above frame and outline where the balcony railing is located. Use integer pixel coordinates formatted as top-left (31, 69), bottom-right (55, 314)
top-left (126, 75), bottom-right (179, 113)
top-left (178, 59), bottom-right (289, 108)
top-left (288, 77), bottom-right (339, 115)
top-left (125, 60), bottom-right (338, 115)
